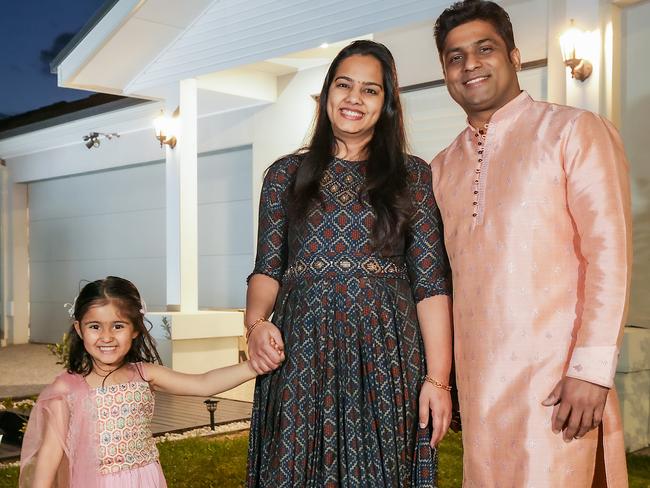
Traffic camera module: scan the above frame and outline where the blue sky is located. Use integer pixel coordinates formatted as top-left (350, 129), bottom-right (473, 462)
top-left (0, 0), bottom-right (107, 118)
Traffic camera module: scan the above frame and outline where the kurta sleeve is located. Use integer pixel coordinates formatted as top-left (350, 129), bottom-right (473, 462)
top-left (563, 112), bottom-right (632, 388)
top-left (405, 156), bottom-right (452, 303)
top-left (248, 158), bottom-right (293, 283)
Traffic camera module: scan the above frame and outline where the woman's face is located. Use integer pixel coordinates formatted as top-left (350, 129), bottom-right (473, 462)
top-left (326, 54), bottom-right (385, 149)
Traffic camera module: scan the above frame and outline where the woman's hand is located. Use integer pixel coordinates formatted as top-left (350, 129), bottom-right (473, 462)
top-left (247, 321), bottom-right (285, 374)
top-left (418, 381), bottom-right (452, 447)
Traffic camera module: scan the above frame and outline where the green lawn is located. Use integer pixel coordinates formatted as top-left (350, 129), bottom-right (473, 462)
top-left (1, 431), bottom-right (649, 487)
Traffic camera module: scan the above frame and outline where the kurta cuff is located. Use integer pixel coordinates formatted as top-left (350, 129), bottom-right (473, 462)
top-left (566, 345), bottom-right (619, 388)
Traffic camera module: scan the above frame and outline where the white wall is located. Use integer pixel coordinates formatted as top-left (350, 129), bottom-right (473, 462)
top-left (1, 1), bottom-right (648, 342)
top-left (251, 66), bottom-right (328, 229)
top-left (622, 0), bottom-right (650, 328)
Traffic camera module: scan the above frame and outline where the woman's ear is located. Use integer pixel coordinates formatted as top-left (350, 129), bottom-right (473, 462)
top-left (74, 321), bottom-right (82, 338)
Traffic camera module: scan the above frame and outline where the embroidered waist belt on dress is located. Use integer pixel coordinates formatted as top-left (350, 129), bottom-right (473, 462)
top-left (283, 257), bottom-right (408, 281)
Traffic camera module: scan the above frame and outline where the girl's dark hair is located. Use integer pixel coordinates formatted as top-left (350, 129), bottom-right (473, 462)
top-left (434, 0), bottom-right (516, 55)
top-left (66, 276), bottom-right (162, 376)
top-left (291, 39), bottom-right (412, 255)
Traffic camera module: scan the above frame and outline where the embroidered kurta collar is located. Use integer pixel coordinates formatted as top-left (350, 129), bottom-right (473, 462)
top-left (466, 90), bottom-right (533, 132)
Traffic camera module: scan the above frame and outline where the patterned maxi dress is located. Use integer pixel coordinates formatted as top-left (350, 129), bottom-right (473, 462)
top-left (246, 154), bottom-right (451, 487)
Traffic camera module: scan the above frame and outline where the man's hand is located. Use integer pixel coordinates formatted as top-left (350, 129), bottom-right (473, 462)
top-left (247, 322), bottom-right (285, 374)
top-left (542, 377), bottom-right (609, 442)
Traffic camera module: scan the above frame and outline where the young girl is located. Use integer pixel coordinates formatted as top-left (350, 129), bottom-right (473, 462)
top-left (19, 276), bottom-right (282, 488)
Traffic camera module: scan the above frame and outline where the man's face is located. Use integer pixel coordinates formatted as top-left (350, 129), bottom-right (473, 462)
top-left (441, 19), bottom-right (521, 121)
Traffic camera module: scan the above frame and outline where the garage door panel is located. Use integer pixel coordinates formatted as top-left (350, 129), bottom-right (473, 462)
top-left (198, 200), bottom-right (253, 256)
top-left (198, 254), bottom-right (252, 309)
top-left (30, 258), bottom-right (166, 306)
top-left (29, 146), bottom-right (253, 341)
top-left (198, 148), bottom-right (252, 204)
top-left (30, 208), bottom-right (165, 262)
top-left (29, 164), bottom-right (165, 222)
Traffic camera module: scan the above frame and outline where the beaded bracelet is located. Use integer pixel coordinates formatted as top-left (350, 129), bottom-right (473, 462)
top-left (245, 317), bottom-right (267, 342)
top-left (424, 374), bottom-right (452, 392)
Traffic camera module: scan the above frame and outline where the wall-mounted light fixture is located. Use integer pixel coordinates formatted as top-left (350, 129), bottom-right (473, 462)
top-left (560, 20), bottom-right (593, 82)
top-left (82, 131), bottom-right (120, 149)
top-left (153, 109), bottom-right (178, 148)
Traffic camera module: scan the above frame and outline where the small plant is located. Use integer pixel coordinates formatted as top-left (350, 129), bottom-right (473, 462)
top-left (160, 316), bottom-right (172, 341)
top-left (47, 332), bottom-right (70, 370)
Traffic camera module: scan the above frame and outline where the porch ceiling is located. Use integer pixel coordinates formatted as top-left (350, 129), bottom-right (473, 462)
top-left (55, 0), bottom-right (450, 101)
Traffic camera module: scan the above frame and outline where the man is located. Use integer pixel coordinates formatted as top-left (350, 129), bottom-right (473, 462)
top-left (431, 0), bottom-right (631, 486)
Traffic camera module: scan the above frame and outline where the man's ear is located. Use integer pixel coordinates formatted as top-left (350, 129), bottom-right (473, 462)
top-left (510, 47), bottom-right (522, 71)
top-left (74, 321), bottom-right (82, 338)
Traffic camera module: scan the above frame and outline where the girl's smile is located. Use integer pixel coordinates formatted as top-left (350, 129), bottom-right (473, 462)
top-left (74, 302), bottom-right (139, 372)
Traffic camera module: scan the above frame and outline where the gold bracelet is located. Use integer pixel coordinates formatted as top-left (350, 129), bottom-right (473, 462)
top-left (424, 374), bottom-right (452, 392)
top-left (245, 317), bottom-right (267, 341)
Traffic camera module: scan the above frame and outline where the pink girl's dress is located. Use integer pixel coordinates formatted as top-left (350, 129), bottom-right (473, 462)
top-left (19, 362), bottom-right (167, 488)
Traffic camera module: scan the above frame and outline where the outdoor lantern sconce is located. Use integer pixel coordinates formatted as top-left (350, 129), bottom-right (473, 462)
top-left (560, 20), bottom-right (593, 82)
top-left (153, 109), bottom-right (178, 148)
top-left (204, 398), bottom-right (219, 430)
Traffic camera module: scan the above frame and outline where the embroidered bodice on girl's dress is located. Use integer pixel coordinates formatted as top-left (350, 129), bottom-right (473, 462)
top-left (94, 381), bottom-right (158, 475)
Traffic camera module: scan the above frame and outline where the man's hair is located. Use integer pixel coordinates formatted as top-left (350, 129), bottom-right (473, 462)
top-left (434, 0), bottom-right (516, 55)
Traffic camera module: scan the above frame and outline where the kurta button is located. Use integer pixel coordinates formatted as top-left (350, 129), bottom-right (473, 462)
top-left (474, 180), bottom-right (479, 183)
top-left (478, 142), bottom-right (483, 146)
top-left (474, 191), bottom-right (478, 194)
top-left (475, 169), bottom-right (480, 173)
top-left (478, 159), bottom-right (483, 162)
top-left (472, 213), bottom-right (477, 217)
top-left (473, 202), bottom-right (478, 205)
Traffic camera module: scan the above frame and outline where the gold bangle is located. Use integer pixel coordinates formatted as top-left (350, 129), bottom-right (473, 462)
top-left (245, 317), bottom-right (267, 341)
top-left (424, 374), bottom-right (452, 392)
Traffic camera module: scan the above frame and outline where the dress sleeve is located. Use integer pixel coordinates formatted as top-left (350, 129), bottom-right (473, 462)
top-left (563, 112), bottom-right (632, 388)
top-left (248, 158), bottom-right (293, 283)
top-left (20, 377), bottom-right (72, 488)
top-left (405, 156), bottom-right (452, 303)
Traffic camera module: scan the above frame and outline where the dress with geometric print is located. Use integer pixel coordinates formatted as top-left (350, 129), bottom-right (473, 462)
top-left (246, 154), bottom-right (451, 487)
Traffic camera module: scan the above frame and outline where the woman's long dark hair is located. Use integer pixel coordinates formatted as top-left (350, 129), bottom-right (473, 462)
top-left (67, 276), bottom-right (162, 376)
top-left (291, 40), bottom-right (412, 255)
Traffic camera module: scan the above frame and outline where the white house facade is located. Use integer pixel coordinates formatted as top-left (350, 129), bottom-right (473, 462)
top-left (0, 0), bottom-right (648, 450)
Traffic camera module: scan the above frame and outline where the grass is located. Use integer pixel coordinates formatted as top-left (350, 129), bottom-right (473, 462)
top-left (1, 431), bottom-right (648, 487)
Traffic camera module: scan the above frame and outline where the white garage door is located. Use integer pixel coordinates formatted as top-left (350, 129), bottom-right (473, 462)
top-left (28, 145), bottom-right (252, 343)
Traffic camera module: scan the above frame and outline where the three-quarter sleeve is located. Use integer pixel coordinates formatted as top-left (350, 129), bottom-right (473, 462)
top-left (563, 112), bottom-right (632, 388)
top-left (405, 156), bottom-right (452, 302)
top-left (248, 157), bottom-right (294, 283)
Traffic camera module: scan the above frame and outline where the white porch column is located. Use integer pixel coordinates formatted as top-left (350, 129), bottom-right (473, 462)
top-left (5, 181), bottom-right (29, 344)
top-left (165, 79), bottom-right (199, 312)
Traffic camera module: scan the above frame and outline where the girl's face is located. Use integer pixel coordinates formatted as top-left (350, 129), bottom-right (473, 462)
top-left (326, 54), bottom-right (385, 149)
top-left (74, 301), bottom-right (139, 371)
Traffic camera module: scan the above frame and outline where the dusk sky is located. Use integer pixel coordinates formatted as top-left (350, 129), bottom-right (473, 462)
top-left (1, 0), bottom-right (107, 118)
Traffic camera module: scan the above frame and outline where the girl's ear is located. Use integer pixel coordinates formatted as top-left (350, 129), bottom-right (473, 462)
top-left (74, 321), bottom-right (82, 338)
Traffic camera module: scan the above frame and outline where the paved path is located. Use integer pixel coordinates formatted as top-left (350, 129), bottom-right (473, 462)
top-left (0, 344), bottom-right (62, 399)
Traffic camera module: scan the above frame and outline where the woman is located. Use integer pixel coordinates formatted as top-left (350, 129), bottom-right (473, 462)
top-left (245, 40), bottom-right (452, 487)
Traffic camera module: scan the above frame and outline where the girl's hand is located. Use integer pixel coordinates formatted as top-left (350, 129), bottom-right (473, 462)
top-left (248, 321), bottom-right (285, 374)
top-left (418, 381), bottom-right (452, 447)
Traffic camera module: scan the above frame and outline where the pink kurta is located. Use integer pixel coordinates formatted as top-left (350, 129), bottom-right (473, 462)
top-left (431, 92), bottom-right (630, 487)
